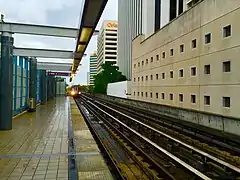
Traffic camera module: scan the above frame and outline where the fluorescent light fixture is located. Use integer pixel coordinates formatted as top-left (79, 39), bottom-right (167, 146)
top-left (186, 0), bottom-right (193, 4)
top-left (77, 44), bottom-right (85, 52)
top-left (79, 27), bottom-right (92, 42)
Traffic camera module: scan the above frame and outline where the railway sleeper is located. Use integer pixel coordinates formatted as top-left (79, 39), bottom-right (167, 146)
top-left (113, 114), bottom-right (209, 176)
top-left (106, 123), bottom-right (159, 176)
top-left (179, 153), bottom-right (205, 173)
top-left (83, 97), bottom-right (213, 179)
top-left (206, 161), bottom-right (236, 179)
top-left (141, 141), bottom-right (189, 178)
top-left (95, 96), bottom-right (240, 159)
top-left (179, 147), bottom-right (203, 162)
top-left (113, 128), bottom-right (173, 178)
top-left (112, 132), bottom-right (161, 179)
top-left (178, 147), bottom-right (205, 171)
top-left (88, 115), bottom-right (143, 179)
top-left (99, 103), bottom-right (240, 175)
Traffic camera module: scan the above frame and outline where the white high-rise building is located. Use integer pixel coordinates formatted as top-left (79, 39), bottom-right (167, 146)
top-left (87, 72), bottom-right (90, 85)
top-left (89, 52), bottom-right (97, 85)
top-left (97, 20), bottom-right (118, 73)
top-left (118, 0), bottom-right (143, 80)
top-left (141, 0), bottom-right (190, 38)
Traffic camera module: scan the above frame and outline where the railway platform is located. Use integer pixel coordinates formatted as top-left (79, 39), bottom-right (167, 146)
top-left (0, 96), bottom-right (112, 180)
top-left (70, 98), bottom-right (113, 180)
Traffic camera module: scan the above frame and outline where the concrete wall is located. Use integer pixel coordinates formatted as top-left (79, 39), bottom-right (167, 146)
top-left (132, 0), bottom-right (240, 118)
top-left (97, 94), bottom-right (240, 136)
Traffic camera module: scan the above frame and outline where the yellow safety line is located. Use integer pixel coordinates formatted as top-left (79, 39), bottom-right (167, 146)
top-left (12, 110), bottom-right (28, 119)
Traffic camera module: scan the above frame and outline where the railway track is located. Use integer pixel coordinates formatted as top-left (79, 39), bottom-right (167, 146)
top-left (75, 98), bottom-right (175, 179)
top-left (86, 94), bottom-right (240, 165)
top-left (80, 94), bottom-right (240, 180)
top-left (78, 96), bottom-right (213, 179)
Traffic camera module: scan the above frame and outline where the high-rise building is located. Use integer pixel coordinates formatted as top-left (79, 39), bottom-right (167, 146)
top-left (118, 0), bottom-right (143, 80)
top-left (89, 52), bottom-right (97, 85)
top-left (141, 0), bottom-right (190, 37)
top-left (97, 20), bottom-right (118, 73)
top-left (118, 0), bottom-right (190, 80)
top-left (131, 0), bottom-right (240, 118)
top-left (87, 72), bottom-right (90, 85)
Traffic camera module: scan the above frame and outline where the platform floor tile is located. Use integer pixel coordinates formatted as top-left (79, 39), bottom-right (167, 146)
top-left (0, 97), bottom-right (70, 180)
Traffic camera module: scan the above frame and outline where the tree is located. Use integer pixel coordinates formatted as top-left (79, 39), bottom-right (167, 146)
top-left (88, 85), bottom-right (94, 93)
top-left (93, 62), bottom-right (127, 94)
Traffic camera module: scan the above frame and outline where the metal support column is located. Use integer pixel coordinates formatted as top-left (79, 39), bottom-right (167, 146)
top-left (28, 57), bottom-right (37, 112)
top-left (19, 57), bottom-right (23, 110)
top-left (40, 70), bottom-right (46, 104)
top-left (47, 76), bottom-right (54, 100)
top-left (53, 78), bottom-right (56, 98)
top-left (47, 75), bottom-right (50, 100)
top-left (47, 75), bottom-right (52, 101)
top-left (0, 32), bottom-right (14, 130)
top-left (25, 57), bottom-right (29, 107)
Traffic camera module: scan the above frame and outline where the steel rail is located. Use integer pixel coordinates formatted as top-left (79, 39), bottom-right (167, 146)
top-left (82, 94), bottom-right (240, 178)
top-left (79, 96), bottom-right (175, 180)
top-left (82, 97), bottom-right (212, 180)
top-left (75, 99), bottom-right (125, 180)
top-left (91, 94), bottom-right (240, 155)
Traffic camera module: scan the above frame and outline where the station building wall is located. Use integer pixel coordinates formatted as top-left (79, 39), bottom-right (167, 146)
top-left (131, 0), bottom-right (240, 118)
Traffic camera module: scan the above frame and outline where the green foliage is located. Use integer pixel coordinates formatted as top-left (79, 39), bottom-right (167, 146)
top-left (93, 62), bottom-right (127, 94)
top-left (88, 85), bottom-right (94, 93)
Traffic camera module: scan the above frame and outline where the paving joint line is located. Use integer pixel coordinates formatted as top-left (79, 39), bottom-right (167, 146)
top-left (0, 151), bottom-right (100, 159)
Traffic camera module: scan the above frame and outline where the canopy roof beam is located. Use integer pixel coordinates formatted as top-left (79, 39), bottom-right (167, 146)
top-left (71, 0), bottom-right (108, 76)
top-left (0, 22), bottom-right (99, 38)
top-left (37, 62), bottom-right (72, 71)
top-left (13, 47), bottom-right (86, 59)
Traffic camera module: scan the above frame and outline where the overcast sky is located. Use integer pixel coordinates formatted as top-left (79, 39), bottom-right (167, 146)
top-left (0, 0), bottom-right (118, 85)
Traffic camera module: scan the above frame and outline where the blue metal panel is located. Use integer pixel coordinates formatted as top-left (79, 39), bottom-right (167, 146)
top-left (19, 57), bottom-right (23, 111)
top-left (16, 68), bottom-right (21, 112)
top-left (13, 56), bottom-right (18, 115)
top-left (22, 61), bottom-right (27, 108)
top-left (15, 98), bottom-right (21, 114)
top-left (25, 57), bottom-right (29, 108)
top-left (12, 56), bottom-right (30, 116)
top-left (40, 70), bottom-right (47, 104)
top-left (46, 75), bottom-right (49, 99)
top-left (36, 69), bottom-right (41, 104)
top-left (39, 70), bottom-right (42, 102)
